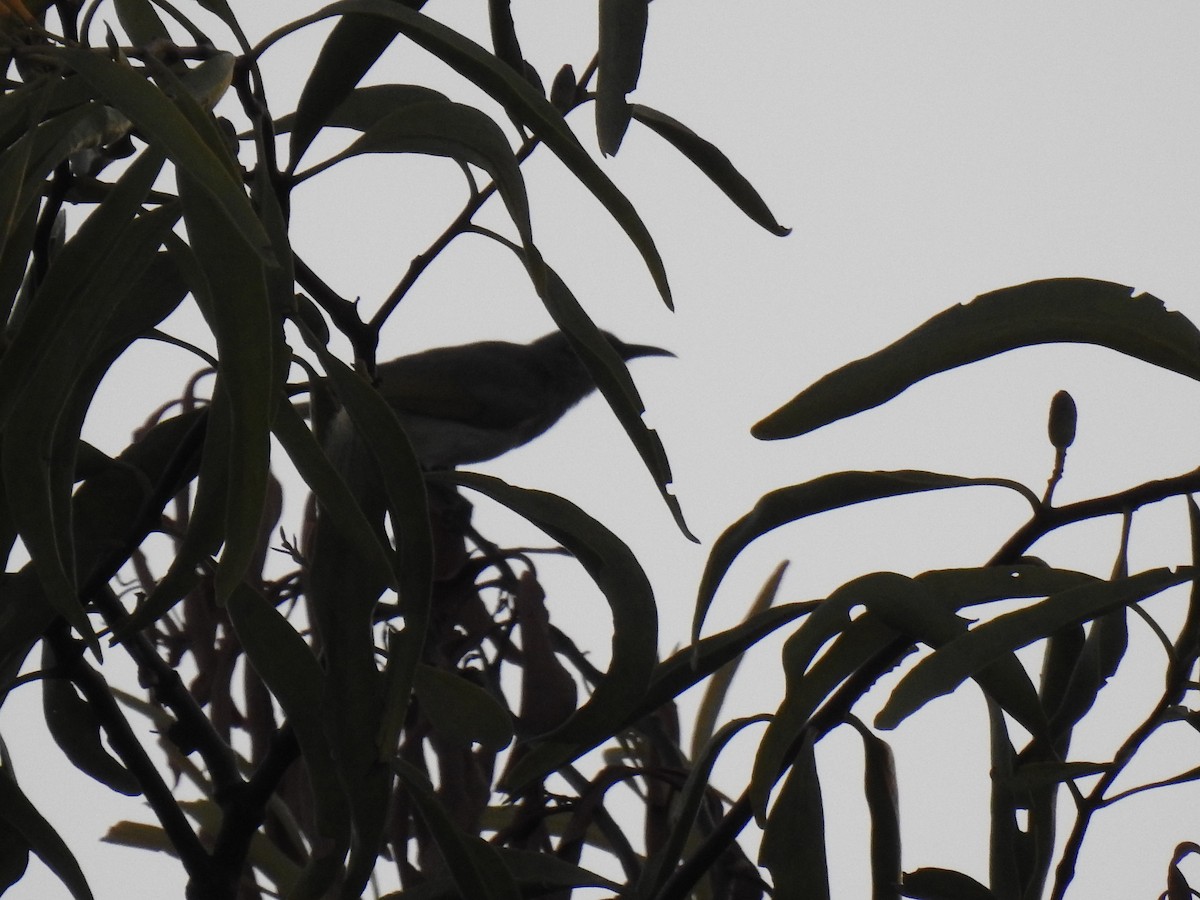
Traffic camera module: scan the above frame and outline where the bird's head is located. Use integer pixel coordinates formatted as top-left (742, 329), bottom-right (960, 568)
top-left (532, 330), bottom-right (674, 370)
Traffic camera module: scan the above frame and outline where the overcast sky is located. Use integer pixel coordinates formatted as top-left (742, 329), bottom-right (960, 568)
top-left (8, 2), bottom-right (1200, 897)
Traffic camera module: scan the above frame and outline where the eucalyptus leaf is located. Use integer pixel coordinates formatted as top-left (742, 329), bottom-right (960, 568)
top-left (755, 278), bottom-right (1200, 440)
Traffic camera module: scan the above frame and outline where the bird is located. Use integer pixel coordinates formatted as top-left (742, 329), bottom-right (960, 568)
top-left (304, 330), bottom-right (673, 468)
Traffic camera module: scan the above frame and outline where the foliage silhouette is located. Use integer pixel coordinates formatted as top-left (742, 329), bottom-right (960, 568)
top-left (1, 4), bottom-right (1198, 900)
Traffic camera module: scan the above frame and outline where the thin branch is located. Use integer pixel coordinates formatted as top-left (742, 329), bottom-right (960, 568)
top-left (991, 467), bottom-right (1200, 565)
top-left (92, 586), bottom-right (243, 795)
top-left (45, 625), bottom-right (213, 886)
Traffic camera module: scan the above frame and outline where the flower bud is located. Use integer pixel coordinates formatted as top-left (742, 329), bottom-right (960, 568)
top-left (1048, 390), bottom-right (1077, 451)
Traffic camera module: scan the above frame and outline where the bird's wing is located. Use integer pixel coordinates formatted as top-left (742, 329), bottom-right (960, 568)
top-left (376, 343), bottom-right (557, 430)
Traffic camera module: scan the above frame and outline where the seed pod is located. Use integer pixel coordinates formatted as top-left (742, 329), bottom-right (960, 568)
top-left (1048, 390), bottom-right (1077, 450)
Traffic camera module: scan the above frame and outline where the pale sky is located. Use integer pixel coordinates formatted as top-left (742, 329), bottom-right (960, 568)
top-left (8, 2), bottom-right (1200, 897)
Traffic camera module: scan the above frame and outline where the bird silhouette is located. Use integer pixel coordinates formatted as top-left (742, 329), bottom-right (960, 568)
top-left (305, 330), bottom-right (672, 468)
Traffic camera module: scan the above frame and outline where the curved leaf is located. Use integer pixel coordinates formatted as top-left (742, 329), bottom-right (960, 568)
top-left (538, 261), bottom-right (690, 538)
top-left (630, 104), bottom-right (790, 235)
top-left (695, 470), bottom-right (1038, 641)
top-left (446, 473), bottom-right (658, 790)
top-left (750, 573), bottom-right (915, 820)
top-left (864, 580), bottom-right (1045, 735)
top-left (754, 278), bottom-right (1200, 440)
top-left (1, 152), bottom-right (174, 650)
top-left (640, 714), bottom-right (770, 898)
top-left (901, 867), bottom-right (995, 900)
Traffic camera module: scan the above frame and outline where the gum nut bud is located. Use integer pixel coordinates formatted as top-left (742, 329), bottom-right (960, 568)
top-left (550, 64), bottom-right (578, 113)
top-left (1048, 390), bottom-right (1077, 450)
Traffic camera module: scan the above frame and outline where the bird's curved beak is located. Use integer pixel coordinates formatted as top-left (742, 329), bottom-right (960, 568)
top-left (610, 338), bottom-right (675, 361)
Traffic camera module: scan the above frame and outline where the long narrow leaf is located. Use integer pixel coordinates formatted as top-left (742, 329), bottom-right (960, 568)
top-left (448, 473), bottom-right (658, 790)
top-left (630, 104), bottom-right (790, 235)
top-left (755, 278), bottom-right (1200, 440)
top-left (179, 171), bottom-right (276, 603)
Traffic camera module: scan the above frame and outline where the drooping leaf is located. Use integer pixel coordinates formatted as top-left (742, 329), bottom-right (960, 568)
top-left (447, 473), bottom-right (657, 790)
top-left (630, 104), bottom-right (790, 235)
top-left (529, 259), bottom-right (690, 538)
top-left (754, 278), bottom-right (1200, 440)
